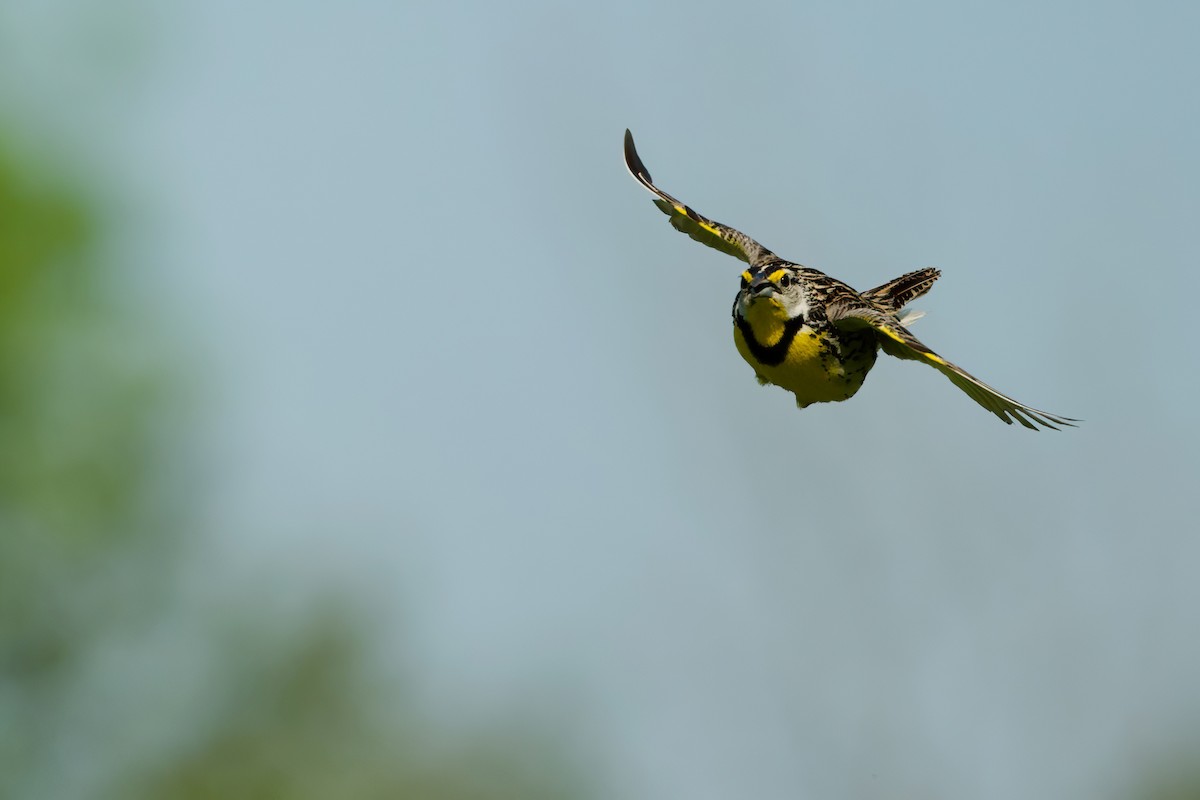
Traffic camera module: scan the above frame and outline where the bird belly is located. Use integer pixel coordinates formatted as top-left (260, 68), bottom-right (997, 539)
top-left (734, 327), bottom-right (877, 408)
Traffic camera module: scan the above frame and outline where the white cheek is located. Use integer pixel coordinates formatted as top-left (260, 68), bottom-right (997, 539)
top-left (784, 294), bottom-right (810, 321)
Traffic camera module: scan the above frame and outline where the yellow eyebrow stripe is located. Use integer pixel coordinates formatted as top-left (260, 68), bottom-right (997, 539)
top-left (767, 269), bottom-right (788, 283)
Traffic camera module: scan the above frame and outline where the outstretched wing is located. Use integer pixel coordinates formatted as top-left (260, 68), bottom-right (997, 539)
top-left (624, 129), bottom-right (775, 267)
top-left (827, 301), bottom-right (1077, 431)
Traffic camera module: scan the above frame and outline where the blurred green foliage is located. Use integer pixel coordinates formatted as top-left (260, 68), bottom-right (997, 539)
top-left (112, 611), bottom-right (582, 800)
top-left (0, 128), bottom-right (166, 793)
top-left (1134, 762), bottom-right (1200, 800)
top-left (0, 124), bottom-right (583, 798)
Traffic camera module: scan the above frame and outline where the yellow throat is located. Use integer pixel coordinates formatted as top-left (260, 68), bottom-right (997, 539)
top-left (733, 295), bottom-right (873, 407)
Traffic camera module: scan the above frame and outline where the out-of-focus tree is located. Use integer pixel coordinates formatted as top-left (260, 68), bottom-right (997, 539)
top-left (0, 120), bottom-right (585, 799)
top-left (1132, 761), bottom-right (1200, 800)
top-left (115, 612), bottom-right (581, 800)
top-left (0, 125), bottom-right (169, 795)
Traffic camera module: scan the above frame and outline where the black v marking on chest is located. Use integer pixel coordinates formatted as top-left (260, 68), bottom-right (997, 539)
top-left (735, 314), bottom-right (807, 367)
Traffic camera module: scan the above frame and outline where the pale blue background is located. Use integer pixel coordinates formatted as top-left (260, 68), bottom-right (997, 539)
top-left (3, 1), bottom-right (1198, 798)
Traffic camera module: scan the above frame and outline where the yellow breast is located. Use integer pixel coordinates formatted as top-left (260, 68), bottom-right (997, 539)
top-left (733, 301), bottom-right (875, 408)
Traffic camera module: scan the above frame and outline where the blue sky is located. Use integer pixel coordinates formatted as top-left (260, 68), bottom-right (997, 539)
top-left (3, 1), bottom-right (1199, 797)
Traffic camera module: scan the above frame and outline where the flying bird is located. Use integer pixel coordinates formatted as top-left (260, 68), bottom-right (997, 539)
top-left (624, 129), bottom-right (1075, 430)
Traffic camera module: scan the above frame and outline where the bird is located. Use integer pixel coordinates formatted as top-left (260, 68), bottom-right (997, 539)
top-left (623, 129), bottom-right (1075, 430)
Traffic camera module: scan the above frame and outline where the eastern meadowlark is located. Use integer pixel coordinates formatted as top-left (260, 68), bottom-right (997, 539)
top-left (624, 129), bottom-right (1075, 430)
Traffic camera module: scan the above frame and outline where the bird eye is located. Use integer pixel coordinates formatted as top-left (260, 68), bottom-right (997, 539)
top-left (778, 272), bottom-right (793, 288)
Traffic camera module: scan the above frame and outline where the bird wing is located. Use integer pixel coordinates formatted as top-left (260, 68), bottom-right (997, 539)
top-left (827, 301), bottom-right (1076, 430)
top-left (624, 129), bottom-right (775, 267)
top-left (860, 267), bottom-right (942, 312)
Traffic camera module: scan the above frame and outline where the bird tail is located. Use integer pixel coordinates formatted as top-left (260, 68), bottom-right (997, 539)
top-left (861, 268), bottom-right (941, 315)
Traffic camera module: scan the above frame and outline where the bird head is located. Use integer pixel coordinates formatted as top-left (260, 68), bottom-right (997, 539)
top-left (735, 266), bottom-right (809, 325)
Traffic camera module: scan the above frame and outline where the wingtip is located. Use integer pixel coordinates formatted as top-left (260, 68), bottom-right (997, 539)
top-left (1016, 409), bottom-right (1080, 431)
top-left (623, 128), bottom-right (651, 184)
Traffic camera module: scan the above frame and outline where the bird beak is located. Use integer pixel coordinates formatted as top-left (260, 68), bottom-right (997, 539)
top-left (749, 278), bottom-right (777, 297)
